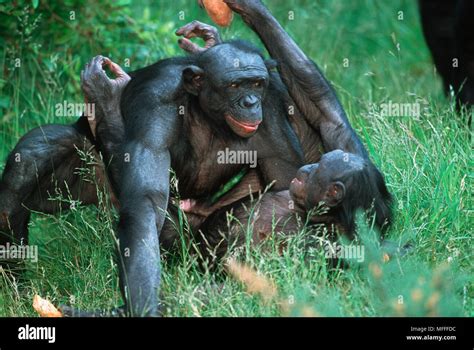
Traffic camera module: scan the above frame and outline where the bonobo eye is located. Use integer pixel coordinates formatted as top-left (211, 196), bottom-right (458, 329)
top-left (230, 82), bottom-right (239, 89)
top-left (254, 79), bottom-right (264, 88)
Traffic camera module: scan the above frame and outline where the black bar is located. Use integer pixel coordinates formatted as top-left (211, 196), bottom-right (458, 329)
top-left (0, 317), bottom-right (470, 348)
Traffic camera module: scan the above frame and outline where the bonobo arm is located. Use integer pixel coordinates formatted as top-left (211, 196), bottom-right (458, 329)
top-left (224, 0), bottom-right (368, 158)
top-left (81, 55), bottom-right (130, 194)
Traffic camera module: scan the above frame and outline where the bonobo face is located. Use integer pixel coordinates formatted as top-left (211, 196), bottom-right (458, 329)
top-left (183, 43), bottom-right (269, 138)
top-left (289, 150), bottom-right (365, 210)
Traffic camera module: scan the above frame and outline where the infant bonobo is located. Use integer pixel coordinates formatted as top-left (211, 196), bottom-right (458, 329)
top-left (177, 150), bottom-right (392, 263)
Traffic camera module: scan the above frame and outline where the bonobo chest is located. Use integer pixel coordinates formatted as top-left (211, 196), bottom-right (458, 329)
top-left (169, 118), bottom-right (258, 199)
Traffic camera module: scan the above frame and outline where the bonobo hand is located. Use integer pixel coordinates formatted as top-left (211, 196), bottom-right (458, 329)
top-left (175, 20), bottom-right (222, 54)
top-left (81, 55), bottom-right (130, 113)
top-left (223, 0), bottom-right (265, 24)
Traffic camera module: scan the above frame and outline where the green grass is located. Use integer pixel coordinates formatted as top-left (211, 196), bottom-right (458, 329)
top-left (0, 0), bottom-right (472, 317)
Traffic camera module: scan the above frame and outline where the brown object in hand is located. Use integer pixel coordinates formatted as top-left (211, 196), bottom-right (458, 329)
top-left (33, 295), bottom-right (63, 317)
top-left (202, 0), bottom-right (233, 27)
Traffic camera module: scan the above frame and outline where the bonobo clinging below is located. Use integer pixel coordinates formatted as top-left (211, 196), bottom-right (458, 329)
top-left (179, 150), bottom-right (392, 264)
top-left (0, 0), bottom-right (392, 316)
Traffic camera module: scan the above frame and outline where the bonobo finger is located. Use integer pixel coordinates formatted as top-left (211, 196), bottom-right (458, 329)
top-left (178, 38), bottom-right (205, 54)
top-left (83, 61), bottom-right (92, 81)
top-left (88, 55), bottom-right (112, 86)
top-left (91, 55), bottom-right (107, 74)
top-left (91, 54), bottom-right (105, 67)
top-left (176, 22), bottom-right (221, 54)
top-left (83, 56), bottom-right (106, 82)
top-left (176, 21), bottom-right (220, 41)
top-left (175, 22), bottom-right (190, 36)
top-left (197, 0), bottom-right (204, 8)
top-left (103, 57), bottom-right (130, 81)
top-left (176, 21), bottom-right (201, 39)
top-left (175, 22), bottom-right (193, 36)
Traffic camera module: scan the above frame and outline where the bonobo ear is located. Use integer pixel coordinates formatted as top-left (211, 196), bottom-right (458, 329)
top-left (183, 65), bottom-right (205, 96)
top-left (264, 59), bottom-right (278, 71)
top-left (323, 181), bottom-right (346, 207)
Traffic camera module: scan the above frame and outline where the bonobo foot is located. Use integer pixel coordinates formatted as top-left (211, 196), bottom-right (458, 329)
top-left (81, 55), bottom-right (131, 137)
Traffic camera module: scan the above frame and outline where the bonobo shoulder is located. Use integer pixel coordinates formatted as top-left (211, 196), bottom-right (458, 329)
top-left (262, 71), bottom-right (295, 117)
top-left (123, 57), bottom-right (195, 104)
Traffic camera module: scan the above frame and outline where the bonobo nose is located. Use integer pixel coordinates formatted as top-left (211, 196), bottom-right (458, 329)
top-left (240, 95), bottom-right (259, 108)
top-left (296, 163), bottom-right (319, 180)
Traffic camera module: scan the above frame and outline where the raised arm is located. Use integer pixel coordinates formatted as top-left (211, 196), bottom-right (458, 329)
top-left (224, 0), bottom-right (368, 158)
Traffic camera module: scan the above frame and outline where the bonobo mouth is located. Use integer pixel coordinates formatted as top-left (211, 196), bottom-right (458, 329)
top-left (225, 114), bottom-right (261, 138)
top-left (289, 177), bottom-right (305, 205)
top-left (289, 168), bottom-right (309, 207)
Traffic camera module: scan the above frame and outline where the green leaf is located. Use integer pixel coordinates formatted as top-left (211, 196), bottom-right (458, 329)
top-left (32, 0), bottom-right (39, 9)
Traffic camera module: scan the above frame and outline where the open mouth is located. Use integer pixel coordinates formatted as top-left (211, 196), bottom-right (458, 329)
top-left (225, 114), bottom-right (261, 137)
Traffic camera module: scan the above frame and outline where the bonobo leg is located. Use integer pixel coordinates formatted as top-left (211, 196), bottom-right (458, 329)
top-left (78, 55), bottom-right (174, 316)
top-left (224, 0), bottom-right (368, 158)
top-left (0, 55), bottom-right (128, 250)
top-left (117, 140), bottom-right (172, 317)
top-left (0, 120), bottom-right (105, 248)
top-left (418, 0), bottom-right (458, 96)
top-left (419, 0), bottom-right (474, 108)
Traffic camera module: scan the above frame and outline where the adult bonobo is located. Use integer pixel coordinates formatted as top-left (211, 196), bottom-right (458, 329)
top-left (0, 0), bottom-right (391, 316)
